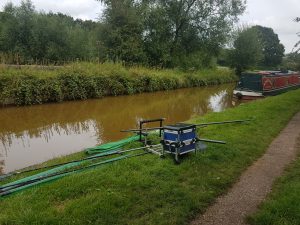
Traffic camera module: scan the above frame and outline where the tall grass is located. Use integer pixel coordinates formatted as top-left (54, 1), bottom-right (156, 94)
top-left (0, 63), bottom-right (237, 106)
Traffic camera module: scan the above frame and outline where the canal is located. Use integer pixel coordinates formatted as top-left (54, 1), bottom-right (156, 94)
top-left (0, 84), bottom-right (235, 173)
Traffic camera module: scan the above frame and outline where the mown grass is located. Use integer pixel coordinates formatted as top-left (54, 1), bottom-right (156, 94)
top-left (248, 138), bottom-right (300, 225)
top-left (1, 90), bottom-right (300, 225)
top-left (0, 62), bottom-right (237, 105)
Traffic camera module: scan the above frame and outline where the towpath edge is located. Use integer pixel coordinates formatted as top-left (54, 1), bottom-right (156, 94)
top-left (191, 111), bottom-right (300, 225)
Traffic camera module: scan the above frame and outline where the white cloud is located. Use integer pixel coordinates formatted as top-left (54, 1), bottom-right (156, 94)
top-left (0, 0), bottom-right (103, 21)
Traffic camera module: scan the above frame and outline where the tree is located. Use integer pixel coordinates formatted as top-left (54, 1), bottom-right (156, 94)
top-left (99, 0), bottom-right (246, 68)
top-left (230, 27), bottom-right (263, 75)
top-left (282, 53), bottom-right (300, 71)
top-left (0, 0), bottom-right (246, 68)
top-left (0, 1), bottom-right (101, 63)
top-left (144, 0), bottom-right (246, 68)
top-left (0, 3), bottom-right (19, 54)
top-left (229, 25), bottom-right (285, 74)
top-left (217, 48), bottom-right (233, 67)
top-left (98, 0), bottom-right (146, 64)
top-left (0, 1), bottom-right (35, 63)
top-left (250, 25), bottom-right (285, 67)
top-left (14, 0), bottom-right (35, 60)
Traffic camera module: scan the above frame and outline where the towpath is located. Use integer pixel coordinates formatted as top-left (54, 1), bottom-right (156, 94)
top-left (191, 112), bottom-right (300, 225)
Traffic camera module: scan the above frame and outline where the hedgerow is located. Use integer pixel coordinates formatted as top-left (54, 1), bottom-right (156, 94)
top-left (0, 63), bottom-right (237, 106)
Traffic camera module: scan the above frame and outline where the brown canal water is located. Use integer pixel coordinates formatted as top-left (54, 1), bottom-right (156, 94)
top-left (0, 84), bottom-right (235, 174)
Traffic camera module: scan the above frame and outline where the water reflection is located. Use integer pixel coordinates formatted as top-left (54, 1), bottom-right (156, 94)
top-left (208, 90), bottom-right (233, 112)
top-left (0, 84), bottom-right (235, 173)
top-left (1, 120), bottom-right (103, 152)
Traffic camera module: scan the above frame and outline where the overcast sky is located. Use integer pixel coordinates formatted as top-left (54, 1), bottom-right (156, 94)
top-left (0, 0), bottom-right (299, 53)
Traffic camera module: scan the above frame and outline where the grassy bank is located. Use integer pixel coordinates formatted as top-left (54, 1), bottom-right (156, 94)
top-left (248, 139), bottom-right (300, 225)
top-left (1, 90), bottom-right (300, 225)
top-left (0, 63), bottom-right (237, 106)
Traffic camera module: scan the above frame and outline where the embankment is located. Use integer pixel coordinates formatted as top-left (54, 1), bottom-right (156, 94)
top-left (0, 63), bottom-right (237, 106)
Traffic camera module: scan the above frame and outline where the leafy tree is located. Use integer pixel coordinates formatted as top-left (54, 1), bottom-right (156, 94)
top-left (282, 53), bottom-right (300, 71)
top-left (99, 0), bottom-right (246, 68)
top-left (0, 3), bottom-right (19, 54)
top-left (251, 25), bottom-right (285, 67)
top-left (98, 0), bottom-right (146, 64)
top-left (0, 0), bottom-right (246, 68)
top-left (0, 1), bottom-right (101, 64)
top-left (230, 27), bottom-right (263, 75)
top-left (144, 0), bottom-right (246, 68)
top-left (217, 48), bottom-right (233, 67)
top-left (0, 1), bottom-right (35, 63)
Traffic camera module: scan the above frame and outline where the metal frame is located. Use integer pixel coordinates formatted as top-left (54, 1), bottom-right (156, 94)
top-left (139, 118), bottom-right (165, 141)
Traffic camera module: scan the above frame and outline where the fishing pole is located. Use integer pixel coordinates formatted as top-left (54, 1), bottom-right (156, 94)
top-left (121, 127), bottom-right (163, 132)
top-left (121, 119), bottom-right (251, 133)
top-left (195, 119), bottom-right (252, 127)
top-left (0, 152), bottom-right (149, 197)
top-left (0, 146), bottom-right (149, 182)
top-left (197, 138), bottom-right (226, 144)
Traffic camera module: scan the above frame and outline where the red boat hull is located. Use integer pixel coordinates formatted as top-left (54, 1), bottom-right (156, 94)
top-left (234, 71), bottom-right (300, 100)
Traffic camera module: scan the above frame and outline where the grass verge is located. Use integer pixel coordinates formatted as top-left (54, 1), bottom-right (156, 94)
top-left (0, 89), bottom-right (300, 225)
top-left (248, 137), bottom-right (300, 225)
top-left (0, 62), bottom-right (237, 106)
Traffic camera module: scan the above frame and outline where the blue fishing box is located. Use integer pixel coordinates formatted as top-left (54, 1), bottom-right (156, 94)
top-left (162, 123), bottom-right (197, 160)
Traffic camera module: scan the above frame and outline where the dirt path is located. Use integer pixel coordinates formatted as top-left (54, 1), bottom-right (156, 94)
top-left (191, 112), bottom-right (300, 225)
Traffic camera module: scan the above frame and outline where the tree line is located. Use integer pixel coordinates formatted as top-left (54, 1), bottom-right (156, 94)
top-left (226, 17), bottom-right (300, 73)
top-left (0, 0), bottom-right (246, 69)
top-left (220, 25), bottom-right (285, 74)
top-left (97, 0), bottom-right (246, 69)
top-left (0, 0), bottom-right (298, 73)
top-left (0, 1), bottom-right (101, 64)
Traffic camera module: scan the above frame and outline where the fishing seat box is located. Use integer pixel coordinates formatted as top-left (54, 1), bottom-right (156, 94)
top-left (162, 123), bottom-right (197, 155)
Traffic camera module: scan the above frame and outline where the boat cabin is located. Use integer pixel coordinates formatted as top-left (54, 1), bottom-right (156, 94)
top-left (234, 71), bottom-right (300, 100)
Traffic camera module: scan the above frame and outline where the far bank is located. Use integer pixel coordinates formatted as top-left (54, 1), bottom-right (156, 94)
top-left (0, 63), bottom-right (237, 106)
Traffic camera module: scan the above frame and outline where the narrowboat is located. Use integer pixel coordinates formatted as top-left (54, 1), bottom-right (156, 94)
top-left (233, 70), bottom-right (300, 100)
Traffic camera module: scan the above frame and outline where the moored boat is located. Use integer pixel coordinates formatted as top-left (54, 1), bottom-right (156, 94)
top-left (233, 70), bottom-right (300, 100)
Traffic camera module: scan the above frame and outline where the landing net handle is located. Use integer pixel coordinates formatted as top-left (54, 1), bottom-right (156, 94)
top-left (139, 118), bottom-right (165, 142)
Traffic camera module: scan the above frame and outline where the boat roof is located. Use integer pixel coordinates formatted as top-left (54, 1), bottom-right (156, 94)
top-left (244, 70), bottom-right (299, 76)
